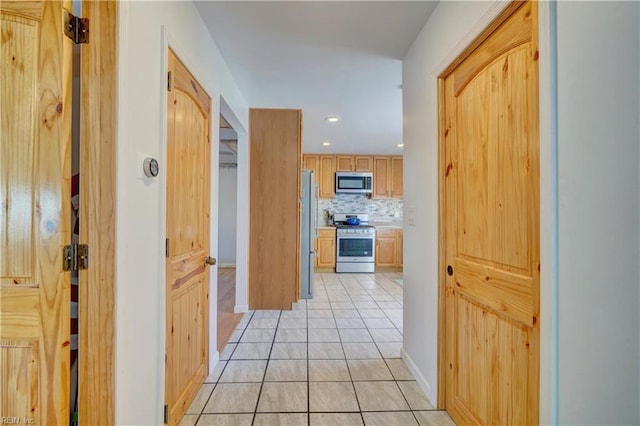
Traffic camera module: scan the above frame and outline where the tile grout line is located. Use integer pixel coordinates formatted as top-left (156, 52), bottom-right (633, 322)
top-left (194, 309), bottom-right (255, 424)
top-left (186, 272), bottom-right (417, 425)
top-left (336, 273), bottom-right (366, 424)
top-left (250, 309), bottom-right (283, 425)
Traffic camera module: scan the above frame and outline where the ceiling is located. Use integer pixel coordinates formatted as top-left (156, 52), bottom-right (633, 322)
top-left (196, 1), bottom-right (438, 155)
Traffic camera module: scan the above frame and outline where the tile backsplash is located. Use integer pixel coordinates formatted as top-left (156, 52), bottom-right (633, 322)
top-left (318, 193), bottom-right (403, 225)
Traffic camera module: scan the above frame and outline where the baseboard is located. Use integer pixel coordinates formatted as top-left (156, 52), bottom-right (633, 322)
top-left (234, 304), bottom-right (248, 313)
top-left (209, 350), bottom-right (220, 375)
top-left (401, 347), bottom-right (435, 404)
top-left (218, 263), bottom-right (236, 268)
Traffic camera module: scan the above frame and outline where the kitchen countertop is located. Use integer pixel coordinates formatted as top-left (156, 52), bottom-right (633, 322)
top-left (317, 222), bottom-right (403, 230)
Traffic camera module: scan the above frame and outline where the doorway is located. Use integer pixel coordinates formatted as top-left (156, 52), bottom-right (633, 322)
top-left (438, 1), bottom-right (540, 424)
top-left (164, 49), bottom-right (212, 425)
top-left (217, 114), bottom-right (243, 351)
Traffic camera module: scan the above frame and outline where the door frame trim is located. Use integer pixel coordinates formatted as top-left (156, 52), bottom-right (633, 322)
top-left (78, 1), bottom-right (117, 422)
top-left (436, 2), bottom-right (556, 422)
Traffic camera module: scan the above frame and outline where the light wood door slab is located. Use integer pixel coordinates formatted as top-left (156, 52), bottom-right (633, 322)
top-left (165, 50), bottom-right (211, 426)
top-left (442, 2), bottom-right (540, 424)
top-left (1, 1), bottom-right (72, 423)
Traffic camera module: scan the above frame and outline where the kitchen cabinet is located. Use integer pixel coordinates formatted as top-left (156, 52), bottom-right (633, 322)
top-left (303, 154), bottom-right (319, 174)
top-left (249, 108), bottom-right (302, 309)
top-left (373, 156), bottom-right (390, 198)
top-left (390, 156), bottom-right (403, 198)
top-left (335, 155), bottom-right (373, 172)
top-left (354, 156), bottom-right (373, 171)
top-left (302, 154), bottom-right (335, 198)
top-left (375, 228), bottom-right (403, 269)
top-left (303, 153), bottom-right (399, 199)
top-left (316, 228), bottom-right (336, 269)
top-left (336, 155), bottom-right (354, 171)
top-left (319, 155), bottom-right (336, 198)
top-left (373, 156), bottom-right (403, 198)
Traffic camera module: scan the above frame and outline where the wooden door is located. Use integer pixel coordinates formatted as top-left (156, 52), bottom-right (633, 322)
top-left (441, 2), bottom-right (539, 424)
top-left (165, 50), bottom-right (212, 425)
top-left (1, 1), bottom-right (72, 423)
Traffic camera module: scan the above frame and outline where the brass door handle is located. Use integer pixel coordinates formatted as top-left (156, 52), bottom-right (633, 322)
top-left (205, 256), bottom-right (217, 266)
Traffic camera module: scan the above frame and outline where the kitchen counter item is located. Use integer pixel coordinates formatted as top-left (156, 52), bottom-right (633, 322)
top-left (346, 216), bottom-right (361, 226)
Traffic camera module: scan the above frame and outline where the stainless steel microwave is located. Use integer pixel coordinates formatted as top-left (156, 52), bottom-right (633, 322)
top-left (335, 172), bottom-right (373, 194)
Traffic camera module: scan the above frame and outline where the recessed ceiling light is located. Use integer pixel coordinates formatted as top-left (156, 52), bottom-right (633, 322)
top-left (397, 143), bottom-right (404, 148)
top-left (325, 116), bottom-right (340, 123)
top-left (322, 141), bottom-right (331, 146)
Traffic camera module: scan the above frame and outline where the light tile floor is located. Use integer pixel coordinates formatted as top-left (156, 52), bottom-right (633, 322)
top-left (181, 272), bottom-right (455, 426)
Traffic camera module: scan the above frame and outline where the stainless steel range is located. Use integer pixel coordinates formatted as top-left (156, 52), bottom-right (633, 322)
top-left (334, 213), bottom-right (375, 273)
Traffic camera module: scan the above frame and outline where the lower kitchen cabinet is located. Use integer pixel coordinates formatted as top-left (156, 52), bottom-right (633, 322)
top-left (316, 228), bottom-right (336, 269)
top-left (375, 228), bottom-right (403, 269)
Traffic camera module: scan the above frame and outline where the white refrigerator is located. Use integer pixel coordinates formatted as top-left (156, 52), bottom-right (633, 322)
top-left (300, 170), bottom-right (318, 299)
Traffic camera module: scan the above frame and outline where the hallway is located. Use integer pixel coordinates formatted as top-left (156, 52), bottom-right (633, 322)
top-left (180, 272), bottom-right (454, 425)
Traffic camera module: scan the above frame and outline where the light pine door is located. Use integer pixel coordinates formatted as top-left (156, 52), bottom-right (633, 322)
top-left (1, 1), bottom-right (72, 423)
top-left (165, 50), bottom-right (212, 425)
top-left (442, 2), bottom-right (539, 424)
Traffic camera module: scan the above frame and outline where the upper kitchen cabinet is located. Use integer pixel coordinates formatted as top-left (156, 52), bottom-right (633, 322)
top-left (303, 154), bottom-right (335, 198)
top-left (354, 156), bottom-right (373, 172)
top-left (304, 153), bottom-right (399, 198)
top-left (373, 156), bottom-right (403, 198)
top-left (250, 109), bottom-right (302, 310)
top-left (390, 156), bottom-right (403, 198)
top-left (303, 154), bottom-right (319, 174)
top-left (336, 155), bottom-right (354, 171)
top-left (319, 155), bottom-right (336, 198)
top-left (335, 155), bottom-right (373, 172)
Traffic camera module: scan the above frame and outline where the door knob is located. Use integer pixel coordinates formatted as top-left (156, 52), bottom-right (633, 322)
top-left (205, 256), bottom-right (217, 266)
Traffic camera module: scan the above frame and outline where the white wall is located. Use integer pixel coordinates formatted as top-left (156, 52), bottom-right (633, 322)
top-left (403, 1), bottom-right (640, 424)
top-left (556, 2), bottom-right (639, 424)
top-left (115, 2), bottom-right (249, 424)
top-left (401, 0), bottom-right (508, 406)
top-left (218, 153), bottom-right (238, 266)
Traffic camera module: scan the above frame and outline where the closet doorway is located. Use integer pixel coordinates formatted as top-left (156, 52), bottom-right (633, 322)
top-left (217, 114), bottom-right (243, 351)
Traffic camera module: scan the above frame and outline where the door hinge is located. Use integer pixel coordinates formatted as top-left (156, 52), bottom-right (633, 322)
top-left (165, 238), bottom-right (170, 258)
top-left (167, 71), bottom-right (172, 91)
top-left (63, 10), bottom-right (89, 44)
top-left (163, 404), bottom-right (168, 424)
top-left (63, 244), bottom-right (89, 271)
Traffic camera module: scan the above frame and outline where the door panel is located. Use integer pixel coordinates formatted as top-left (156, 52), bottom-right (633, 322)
top-left (165, 50), bottom-right (211, 426)
top-left (443, 2), bottom-right (539, 425)
top-left (1, 1), bottom-right (71, 423)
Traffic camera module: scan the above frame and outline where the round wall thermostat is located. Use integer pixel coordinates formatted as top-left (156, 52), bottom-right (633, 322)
top-left (143, 157), bottom-right (159, 178)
